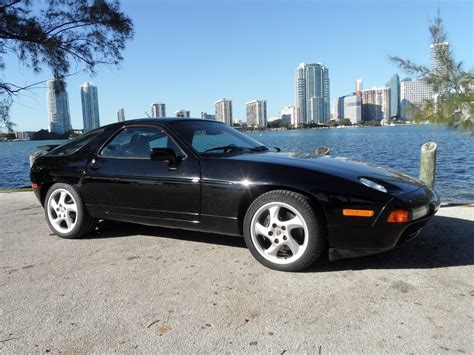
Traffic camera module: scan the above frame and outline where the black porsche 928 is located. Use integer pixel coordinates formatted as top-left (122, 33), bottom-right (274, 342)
top-left (30, 118), bottom-right (440, 271)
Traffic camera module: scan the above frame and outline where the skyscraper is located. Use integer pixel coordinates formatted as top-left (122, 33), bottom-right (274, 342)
top-left (355, 79), bottom-right (363, 96)
top-left (333, 96), bottom-right (346, 120)
top-left (47, 77), bottom-right (72, 134)
top-left (343, 95), bottom-right (362, 124)
top-left (295, 64), bottom-right (306, 125)
top-left (389, 74), bottom-right (400, 118)
top-left (201, 112), bottom-right (216, 120)
top-left (279, 106), bottom-right (297, 126)
top-left (117, 108), bottom-right (125, 122)
top-left (295, 62), bottom-right (330, 124)
top-left (400, 79), bottom-right (433, 119)
top-left (361, 87), bottom-right (391, 121)
top-left (151, 102), bottom-right (166, 117)
top-left (80, 82), bottom-right (100, 132)
top-left (175, 109), bottom-right (190, 118)
top-left (430, 42), bottom-right (449, 73)
top-left (215, 98), bottom-right (233, 125)
top-left (246, 100), bottom-right (267, 128)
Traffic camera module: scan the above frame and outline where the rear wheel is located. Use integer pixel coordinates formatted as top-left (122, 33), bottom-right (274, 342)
top-left (243, 190), bottom-right (326, 272)
top-left (44, 183), bottom-right (97, 239)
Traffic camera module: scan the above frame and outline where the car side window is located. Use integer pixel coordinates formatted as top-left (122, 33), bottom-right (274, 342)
top-left (48, 130), bottom-right (102, 156)
top-left (101, 127), bottom-right (183, 159)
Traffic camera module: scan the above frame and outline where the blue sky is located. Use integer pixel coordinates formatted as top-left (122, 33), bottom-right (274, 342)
top-left (4, 0), bottom-right (473, 131)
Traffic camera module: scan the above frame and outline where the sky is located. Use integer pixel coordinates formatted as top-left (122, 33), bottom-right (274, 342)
top-left (4, 0), bottom-right (473, 131)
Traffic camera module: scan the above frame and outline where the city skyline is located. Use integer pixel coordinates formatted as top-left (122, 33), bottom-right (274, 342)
top-left (45, 37), bottom-right (451, 133)
top-left (3, 0), bottom-right (472, 131)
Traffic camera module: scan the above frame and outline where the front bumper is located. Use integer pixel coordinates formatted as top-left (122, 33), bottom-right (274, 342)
top-left (328, 187), bottom-right (440, 261)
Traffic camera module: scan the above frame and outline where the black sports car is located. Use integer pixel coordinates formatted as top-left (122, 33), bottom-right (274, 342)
top-left (30, 118), bottom-right (440, 271)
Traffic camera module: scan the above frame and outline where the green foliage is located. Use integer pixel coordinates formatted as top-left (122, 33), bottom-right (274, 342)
top-left (267, 119), bottom-right (290, 129)
top-left (31, 128), bottom-right (69, 140)
top-left (0, 0), bottom-right (134, 130)
top-left (340, 118), bottom-right (352, 126)
top-left (361, 120), bottom-right (381, 127)
top-left (390, 11), bottom-right (473, 130)
top-left (0, 131), bottom-right (15, 140)
top-left (0, 97), bottom-right (15, 132)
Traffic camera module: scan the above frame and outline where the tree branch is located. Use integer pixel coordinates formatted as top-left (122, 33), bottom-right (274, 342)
top-left (0, 0), bottom-right (22, 11)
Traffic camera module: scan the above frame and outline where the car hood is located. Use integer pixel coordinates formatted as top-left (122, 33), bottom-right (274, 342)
top-left (229, 151), bottom-right (426, 194)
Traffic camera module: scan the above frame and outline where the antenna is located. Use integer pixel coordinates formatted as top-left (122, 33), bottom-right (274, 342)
top-left (145, 111), bottom-right (151, 118)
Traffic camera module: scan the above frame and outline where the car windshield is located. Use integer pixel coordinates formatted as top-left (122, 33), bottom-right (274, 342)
top-left (170, 120), bottom-right (266, 155)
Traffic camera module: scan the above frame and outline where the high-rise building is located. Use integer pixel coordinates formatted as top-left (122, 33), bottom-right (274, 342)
top-left (246, 100), bottom-right (267, 128)
top-left (430, 42), bottom-right (449, 73)
top-left (295, 62), bottom-right (330, 124)
top-left (47, 77), bottom-right (72, 134)
top-left (279, 106), bottom-right (297, 126)
top-left (151, 102), bottom-right (166, 117)
top-left (355, 79), bottom-right (363, 96)
top-left (389, 74), bottom-right (400, 118)
top-left (175, 109), bottom-right (190, 118)
top-left (295, 65), bottom-right (306, 125)
top-left (80, 82), bottom-right (100, 132)
top-left (333, 96), bottom-right (346, 120)
top-left (201, 112), bottom-right (216, 120)
top-left (215, 98), bottom-right (233, 125)
top-left (400, 79), bottom-right (433, 119)
top-left (343, 95), bottom-right (362, 124)
top-left (361, 87), bottom-right (391, 121)
top-left (117, 108), bottom-right (125, 122)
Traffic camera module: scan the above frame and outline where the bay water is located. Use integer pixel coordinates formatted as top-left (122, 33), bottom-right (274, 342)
top-left (0, 124), bottom-right (472, 203)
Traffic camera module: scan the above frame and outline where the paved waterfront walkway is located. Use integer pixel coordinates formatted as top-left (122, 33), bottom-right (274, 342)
top-left (1, 191), bottom-right (473, 353)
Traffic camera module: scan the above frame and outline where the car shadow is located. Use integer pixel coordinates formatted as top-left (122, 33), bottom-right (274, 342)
top-left (90, 220), bottom-right (247, 249)
top-left (88, 214), bottom-right (474, 271)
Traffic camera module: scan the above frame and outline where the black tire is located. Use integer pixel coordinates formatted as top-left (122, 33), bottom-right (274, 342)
top-left (44, 183), bottom-right (97, 239)
top-left (243, 190), bottom-right (326, 272)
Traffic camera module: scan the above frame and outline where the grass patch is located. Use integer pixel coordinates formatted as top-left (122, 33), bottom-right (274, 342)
top-left (0, 187), bottom-right (33, 193)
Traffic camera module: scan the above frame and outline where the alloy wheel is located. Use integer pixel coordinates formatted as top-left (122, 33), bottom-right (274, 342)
top-left (46, 188), bottom-right (78, 234)
top-left (250, 201), bottom-right (309, 265)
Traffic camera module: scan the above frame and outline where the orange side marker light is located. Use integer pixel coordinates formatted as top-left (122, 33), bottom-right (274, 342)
top-left (342, 209), bottom-right (374, 217)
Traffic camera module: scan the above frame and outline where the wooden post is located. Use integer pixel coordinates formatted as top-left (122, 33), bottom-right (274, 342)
top-left (419, 142), bottom-right (437, 189)
top-left (315, 146), bottom-right (330, 156)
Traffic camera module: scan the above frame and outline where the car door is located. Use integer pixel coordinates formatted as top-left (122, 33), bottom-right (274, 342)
top-left (81, 125), bottom-right (201, 225)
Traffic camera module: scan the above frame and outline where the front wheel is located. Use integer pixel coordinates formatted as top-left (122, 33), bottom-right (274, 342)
top-left (243, 190), bottom-right (326, 272)
top-left (44, 183), bottom-right (97, 239)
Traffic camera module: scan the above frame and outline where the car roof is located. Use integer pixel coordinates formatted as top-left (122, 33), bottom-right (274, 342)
top-left (97, 117), bottom-right (223, 131)
top-left (125, 117), bottom-right (219, 125)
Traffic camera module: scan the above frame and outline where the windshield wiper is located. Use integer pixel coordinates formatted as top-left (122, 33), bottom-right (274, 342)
top-left (204, 145), bottom-right (270, 154)
top-left (204, 145), bottom-right (246, 153)
top-left (250, 145), bottom-right (269, 152)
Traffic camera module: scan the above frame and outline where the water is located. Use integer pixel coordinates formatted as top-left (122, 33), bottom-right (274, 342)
top-left (0, 139), bottom-right (66, 189)
top-left (246, 125), bottom-right (473, 204)
top-left (0, 125), bottom-right (472, 203)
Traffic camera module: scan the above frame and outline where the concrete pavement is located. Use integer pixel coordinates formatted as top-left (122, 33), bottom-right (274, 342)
top-left (1, 191), bottom-right (473, 353)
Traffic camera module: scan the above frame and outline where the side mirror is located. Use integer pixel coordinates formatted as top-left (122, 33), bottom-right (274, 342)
top-left (150, 147), bottom-right (176, 161)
